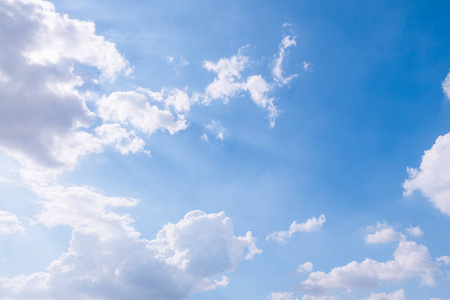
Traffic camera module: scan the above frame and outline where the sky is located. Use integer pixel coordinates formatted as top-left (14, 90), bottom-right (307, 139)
top-left (1, 0), bottom-right (450, 299)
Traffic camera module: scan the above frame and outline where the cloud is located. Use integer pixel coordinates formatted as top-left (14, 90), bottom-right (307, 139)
top-left (303, 62), bottom-right (312, 72)
top-left (266, 214), bottom-right (326, 243)
top-left (205, 120), bottom-right (226, 142)
top-left (94, 123), bottom-right (146, 155)
top-left (203, 51), bottom-right (248, 103)
top-left (0, 0), bottom-right (130, 179)
top-left (302, 296), bottom-right (340, 300)
top-left (268, 292), bottom-right (299, 300)
top-left (0, 184), bottom-right (261, 299)
top-left (436, 256), bottom-right (450, 266)
top-left (245, 75), bottom-right (278, 128)
top-left (403, 132), bottom-right (450, 216)
top-left (364, 222), bottom-right (403, 244)
top-left (360, 289), bottom-right (405, 300)
top-left (273, 35), bottom-right (298, 86)
top-left (202, 35), bottom-right (298, 128)
top-left (0, 210), bottom-right (25, 235)
top-left (443, 69), bottom-right (450, 100)
top-left (300, 240), bottom-right (439, 296)
top-left (201, 133), bottom-right (209, 143)
top-left (97, 91), bottom-right (188, 136)
top-left (298, 262), bottom-right (314, 273)
top-left (406, 226), bottom-right (423, 237)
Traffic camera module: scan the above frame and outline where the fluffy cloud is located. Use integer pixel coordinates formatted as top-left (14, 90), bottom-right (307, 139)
top-left (406, 226), bottom-right (423, 237)
top-left (0, 0), bottom-right (130, 178)
top-left (268, 292), bottom-right (299, 300)
top-left (266, 214), bottom-right (326, 243)
top-left (302, 296), bottom-right (340, 300)
top-left (300, 240), bottom-right (439, 296)
top-left (0, 210), bottom-right (25, 235)
top-left (364, 222), bottom-right (403, 244)
top-left (0, 184), bottom-right (261, 299)
top-left (360, 289), bottom-right (405, 300)
top-left (403, 132), bottom-right (450, 216)
top-left (97, 91), bottom-right (188, 136)
top-left (298, 262), bottom-right (314, 273)
top-left (203, 52), bottom-right (248, 102)
top-left (94, 123), bottom-right (146, 155)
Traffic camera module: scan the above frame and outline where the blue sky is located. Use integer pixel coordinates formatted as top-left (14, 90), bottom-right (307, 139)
top-left (1, 0), bottom-right (450, 299)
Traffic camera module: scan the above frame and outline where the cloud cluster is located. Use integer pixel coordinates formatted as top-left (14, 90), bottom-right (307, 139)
top-left (0, 184), bottom-right (261, 299)
top-left (0, 0), bottom-right (134, 181)
top-left (266, 214), bottom-right (326, 243)
top-left (360, 289), bottom-right (405, 300)
top-left (301, 240), bottom-right (439, 296)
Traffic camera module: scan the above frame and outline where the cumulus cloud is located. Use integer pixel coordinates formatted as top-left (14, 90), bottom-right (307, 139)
top-left (364, 222), bottom-right (403, 244)
top-left (97, 91), bottom-right (188, 136)
top-left (0, 184), bottom-right (261, 299)
top-left (300, 240), bottom-right (439, 296)
top-left (266, 214), bottom-right (326, 243)
top-left (268, 292), bottom-right (299, 300)
top-left (403, 132), bottom-right (450, 216)
top-left (273, 35), bottom-right (298, 86)
top-left (302, 296), bottom-right (340, 300)
top-left (360, 289), bottom-right (405, 300)
top-left (0, 210), bottom-right (25, 235)
top-left (406, 226), bottom-right (423, 237)
top-left (298, 262), bottom-right (314, 273)
top-left (0, 0), bottom-right (131, 179)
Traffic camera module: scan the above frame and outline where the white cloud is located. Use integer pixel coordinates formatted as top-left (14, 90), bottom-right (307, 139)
top-left (268, 292), bottom-right (299, 300)
top-left (0, 210), bottom-right (25, 235)
top-left (298, 262), bottom-right (314, 273)
top-left (443, 69), bottom-right (450, 100)
top-left (205, 120), bottom-right (226, 142)
top-left (97, 91), bottom-right (188, 136)
top-left (94, 123), bottom-right (146, 155)
top-left (167, 56), bottom-right (175, 63)
top-left (203, 52), bottom-right (248, 103)
top-left (437, 256), bottom-right (450, 266)
top-left (403, 132), bottom-right (450, 216)
top-left (245, 75), bottom-right (278, 128)
top-left (360, 289), bottom-right (405, 300)
top-left (273, 35), bottom-right (298, 86)
top-left (406, 226), bottom-right (423, 237)
top-left (0, 184), bottom-right (261, 299)
top-left (266, 214), bottom-right (326, 243)
top-left (300, 240), bottom-right (439, 296)
top-left (0, 0), bottom-right (129, 179)
top-left (302, 296), bottom-right (340, 300)
top-left (364, 222), bottom-right (403, 244)
top-left (202, 35), bottom-right (298, 127)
